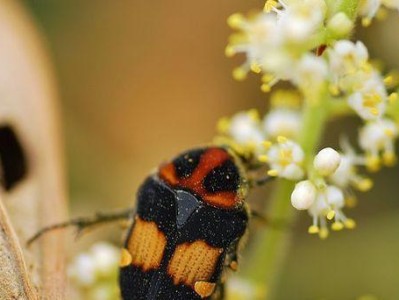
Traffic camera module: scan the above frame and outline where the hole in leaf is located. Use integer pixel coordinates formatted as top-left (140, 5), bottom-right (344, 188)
top-left (0, 125), bottom-right (28, 191)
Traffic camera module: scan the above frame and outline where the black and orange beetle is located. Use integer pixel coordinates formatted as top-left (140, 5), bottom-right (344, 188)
top-left (29, 145), bottom-right (269, 299)
top-left (119, 146), bottom-right (251, 299)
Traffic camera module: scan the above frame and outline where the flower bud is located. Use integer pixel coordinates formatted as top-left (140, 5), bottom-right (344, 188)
top-left (313, 147), bottom-right (341, 176)
top-left (327, 13), bottom-right (353, 38)
top-left (291, 180), bottom-right (317, 210)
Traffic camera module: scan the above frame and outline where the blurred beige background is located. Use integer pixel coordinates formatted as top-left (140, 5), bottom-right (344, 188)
top-left (22, 1), bottom-right (399, 299)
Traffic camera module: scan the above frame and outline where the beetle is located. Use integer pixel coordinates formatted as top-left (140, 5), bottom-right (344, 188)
top-left (28, 145), bottom-right (270, 299)
top-left (119, 146), bottom-right (250, 299)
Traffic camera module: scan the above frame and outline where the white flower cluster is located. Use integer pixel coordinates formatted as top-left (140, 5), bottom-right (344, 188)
top-left (226, 0), bottom-right (352, 95)
top-left (217, 104), bottom-right (382, 238)
top-left (220, 0), bottom-right (399, 238)
top-left (327, 40), bottom-right (399, 171)
top-left (227, 0), bottom-right (399, 172)
top-left (68, 242), bottom-right (120, 300)
top-left (217, 106), bottom-right (365, 238)
top-left (216, 91), bottom-right (302, 158)
top-left (291, 148), bottom-right (358, 239)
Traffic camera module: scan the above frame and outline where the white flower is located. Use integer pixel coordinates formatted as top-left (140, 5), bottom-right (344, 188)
top-left (265, 137), bottom-right (305, 180)
top-left (278, 0), bottom-right (326, 43)
top-left (226, 12), bottom-right (281, 79)
top-left (358, 0), bottom-right (381, 21)
top-left (262, 108), bottom-right (302, 139)
top-left (227, 110), bottom-right (265, 146)
top-left (347, 71), bottom-right (387, 120)
top-left (329, 155), bottom-right (358, 187)
top-left (291, 54), bottom-right (328, 92)
top-left (313, 147), bottom-right (341, 176)
top-left (328, 40), bottom-right (369, 77)
top-left (359, 0), bottom-right (399, 25)
top-left (327, 41), bottom-right (390, 120)
top-left (359, 118), bottom-right (398, 170)
top-left (308, 185), bottom-right (355, 238)
top-left (291, 180), bottom-right (317, 210)
top-left (261, 50), bottom-right (294, 77)
top-left (329, 150), bottom-right (372, 192)
top-left (68, 242), bottom-right (120, 299)
top-left (243, 14), bottom-right (281, 57)
top-left (325, 185), bottom-right (345, 207)
top-left (69, 254), bottom-right (96, 286)
top-left (227, 0), bottom-right (329, 87)
top-left (308, 186), bottom-right (342, 220)
top-left (324, 185), bottom-right (355, 230)
top-left (91, 243), bottom-right (120, 277)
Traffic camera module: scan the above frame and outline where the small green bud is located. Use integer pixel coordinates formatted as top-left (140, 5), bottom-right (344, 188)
top-left (327, 12), bottom-right (354, 38)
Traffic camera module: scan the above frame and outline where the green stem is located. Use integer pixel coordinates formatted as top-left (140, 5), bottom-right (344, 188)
top-left (329, 98), bottom-right (353, 119)
top-left (299, 97), bottom-right (331, 164)
top-left (386, 90), bottom-right (399, 120)
top-left (240, 90), bottom-right (330, 299)
top-left (325, 0), bottom-right (359, 19)
top-left (240, 179), bottom-right (295, 299)
top-left (336, 0), bottom-right (359, 19)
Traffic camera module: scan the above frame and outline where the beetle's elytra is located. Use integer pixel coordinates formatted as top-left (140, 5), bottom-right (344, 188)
top-left (119, 146), bottom-right (250, 300)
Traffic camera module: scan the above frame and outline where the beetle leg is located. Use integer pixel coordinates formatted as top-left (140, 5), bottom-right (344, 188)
top-left (248, 175), bottom-right (276, 188)
top-left (250, 210), bottom-right (288, 229)
top-left (223, 239), bottom-right (240, 272)
top-left (250, 210), bottom-right (269, 224)
top-left (210, 282), bottom-right (225, 300)
top-left (27, 208), bottom-right (134, 246)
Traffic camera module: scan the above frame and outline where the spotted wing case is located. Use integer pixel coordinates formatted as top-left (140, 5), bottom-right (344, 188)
top-left (119, 147), bottom-right (249, 300)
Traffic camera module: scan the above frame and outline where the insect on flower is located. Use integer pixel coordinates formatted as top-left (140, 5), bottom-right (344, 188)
top-left (119, 146), bottom-right (254, 299)
top-left (29, 145), bottom-right (273, 300)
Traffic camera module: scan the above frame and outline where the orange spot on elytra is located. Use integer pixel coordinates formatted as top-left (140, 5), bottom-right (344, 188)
top-left (127, 217), bottom-right (166, 271)
top-left (167, 240), bottom-right (222, 287)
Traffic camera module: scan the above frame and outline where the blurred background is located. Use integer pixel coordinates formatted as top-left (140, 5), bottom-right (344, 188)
top-left (19, 1), bottom-right (399, 299)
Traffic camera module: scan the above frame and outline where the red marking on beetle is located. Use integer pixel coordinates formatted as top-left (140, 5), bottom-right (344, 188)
top-left (159, 148), bottom-right (239, 209)
top-left (158, 163), bottom-right (178, 185)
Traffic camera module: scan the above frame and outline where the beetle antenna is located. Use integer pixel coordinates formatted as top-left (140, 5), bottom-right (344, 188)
top-left (27, 208), bottom-right (134, 246)
top-left (250, 210), bottom-right (269, 224)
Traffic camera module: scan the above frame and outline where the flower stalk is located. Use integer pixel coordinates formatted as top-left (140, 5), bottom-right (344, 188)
top-left (240, 87), bottom-right (331, 299)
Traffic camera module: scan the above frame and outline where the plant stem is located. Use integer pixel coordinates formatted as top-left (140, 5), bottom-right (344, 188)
top-left (329, 99), bottom-right (353, 119)
top-left (240, 89), bottom-right (330, 299)
top-left (325, 0), bottom-right (359, 19)
top-left (240, 179), bottom-right (295, 299)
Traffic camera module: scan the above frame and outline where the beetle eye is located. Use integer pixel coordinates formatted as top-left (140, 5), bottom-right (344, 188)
top-left (203, 160), bottom-right (240, 193)
top-left (0, 125), bottom-right (28, 191)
